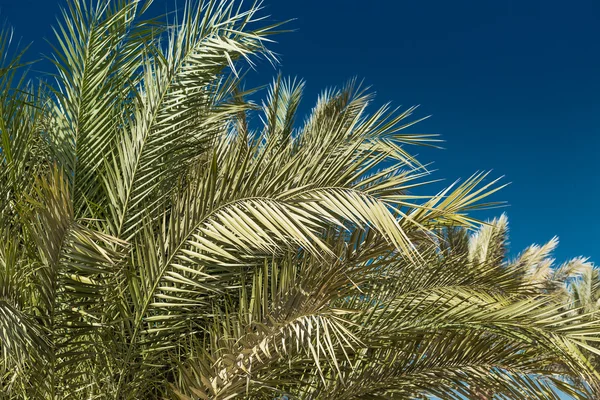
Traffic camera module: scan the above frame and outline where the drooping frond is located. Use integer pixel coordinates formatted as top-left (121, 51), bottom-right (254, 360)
top-left (174, 225), bottom-right (600, 400)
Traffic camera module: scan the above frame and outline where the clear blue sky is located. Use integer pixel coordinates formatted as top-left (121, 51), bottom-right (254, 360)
top-left (2, 0), bottom-right (598, 266)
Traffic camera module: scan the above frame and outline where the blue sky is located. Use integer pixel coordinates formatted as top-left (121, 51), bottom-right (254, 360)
top-left (258, 0), bottom-right (600, 266)
top-left (1, 0), bottom-right (598, 266)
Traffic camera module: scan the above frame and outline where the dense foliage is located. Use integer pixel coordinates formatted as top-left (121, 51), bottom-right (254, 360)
top-left (0, 1), bottom-right (598, 398)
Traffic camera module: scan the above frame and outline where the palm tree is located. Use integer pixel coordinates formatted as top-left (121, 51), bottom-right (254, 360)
top-left (514, 230), bottom-right (600, 371)
top-left (0, 1), bottom-right (598, 399)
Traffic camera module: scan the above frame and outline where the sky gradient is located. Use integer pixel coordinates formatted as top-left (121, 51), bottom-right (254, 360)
top-left (1, 0), bottom-right (598, 266)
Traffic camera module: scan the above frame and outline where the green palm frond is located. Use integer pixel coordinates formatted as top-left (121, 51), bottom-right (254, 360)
top-left (174, 224), bottom-right (600, 400)
top-left (103, 0), bottom-right (281, 241)
top-left (48, 0), bottom-right (157, 215)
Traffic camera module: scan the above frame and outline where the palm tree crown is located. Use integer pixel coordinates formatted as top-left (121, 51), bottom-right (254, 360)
top-left (0, 1), bottom-right (598, 399)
